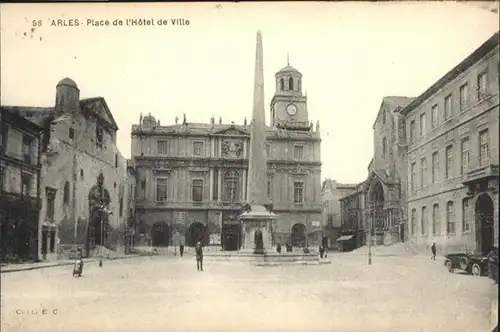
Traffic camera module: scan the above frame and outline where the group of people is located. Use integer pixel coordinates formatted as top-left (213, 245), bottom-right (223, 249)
top-left (275, 242), bottom-right (328, 258)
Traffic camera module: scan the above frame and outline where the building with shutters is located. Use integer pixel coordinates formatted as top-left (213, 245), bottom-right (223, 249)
top-left (402, 32), bottom-right (499, 255)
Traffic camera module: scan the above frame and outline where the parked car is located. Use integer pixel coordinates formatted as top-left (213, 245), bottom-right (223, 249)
top-left (444, 252), bottom-right (489, 276)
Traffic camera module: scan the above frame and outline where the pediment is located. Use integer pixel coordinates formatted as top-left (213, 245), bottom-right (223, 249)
top-left (80, 97), bottom-right (119, 131)
top-left (213, 125), bottom-right (249, 136)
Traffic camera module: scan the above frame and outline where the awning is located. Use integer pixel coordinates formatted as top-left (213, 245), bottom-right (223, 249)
top-left (336, 235), bottom-right (354, 242)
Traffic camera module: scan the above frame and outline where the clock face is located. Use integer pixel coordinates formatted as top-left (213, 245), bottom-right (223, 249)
top-left (286, 104), bottom-right (297, 116)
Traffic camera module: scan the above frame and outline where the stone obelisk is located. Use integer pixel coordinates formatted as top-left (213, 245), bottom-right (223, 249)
top-left (239, 30), bottom-right (277, 254)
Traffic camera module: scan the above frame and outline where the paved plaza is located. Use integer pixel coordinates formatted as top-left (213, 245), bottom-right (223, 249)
top-left (1, 253), bottom-right (497, 332)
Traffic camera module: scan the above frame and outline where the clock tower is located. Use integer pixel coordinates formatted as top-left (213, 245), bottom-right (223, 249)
top-left (270, 61), bottom-right (309, 131)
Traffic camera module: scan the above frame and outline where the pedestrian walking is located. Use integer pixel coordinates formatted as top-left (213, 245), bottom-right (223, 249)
top-left (180, 243), bottom-right (185, 257)
top-left (430, 240), bottom-right (436, 261)
top-left (195, 241), bottom-right (203, 271)
top-left (487, 247), bottom-right (498, 284)
top-left (276, 242), bottom-right (282, 254)
top-left (319, 244), bottom-right (325, 259)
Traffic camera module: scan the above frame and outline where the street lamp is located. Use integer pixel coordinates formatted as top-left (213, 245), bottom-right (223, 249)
top-left (368, 202), bottom-right (372, 265)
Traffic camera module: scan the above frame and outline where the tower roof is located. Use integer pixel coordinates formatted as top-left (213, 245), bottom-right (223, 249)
top-left (275, 65), bottom-right (302, 77)
top-left (57, 77), bottom-right (78, 88)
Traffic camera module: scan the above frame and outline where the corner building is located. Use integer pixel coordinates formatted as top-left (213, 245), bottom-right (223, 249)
top-left (131, 64), bottom-right (322, 250)
top-left (402, 33), bottom-right (499, 255)
top-left (4, 78), bottom-right (134, 260)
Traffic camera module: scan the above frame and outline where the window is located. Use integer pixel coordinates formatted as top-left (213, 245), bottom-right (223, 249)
top-left (410, 120), bottom-right (416, 142)
top-left (432, 152), bottom-right (439, 183)
top-left (477, 71), bottom-right (488, 100)
top-left (432, 203), bottom-right (440, 235)
top-left (69, 128), bottom-right (75, 139)
top-left (224, 170), bottom-right (239, 202)
top-left (63, 181), bottom-right (70, 204)
top-left (444, 94), bottom-right (452, 120)
top-left (462, 198), bottom-right (471, 233)
top-left (294, 182), bottom-right (303, 204)
top-left (96, 125), bottom-right (103, 147)
top-left (45, 187), bottom-right (56, 220)
top-left (192, 179), bottom-right (203, 202)
top-left (419, 113), bottom-right (426, 136)
top-left (294, 146), bottom-right (303, 160)
top-left (445, 145), bottom-right (453, 179)
top-left (479, 129), bottom-right (489, 167)
top-left (157, 140), bottom-right (168, 155)
top-left (410, 162), bottom-right (416, 192)
top-left (460, 137), bottom-right (470, 175)
top-left (420, 157), bottom-right (427, 187)
top-left (459, 83), bottom-right (468, 111)
top-left (226, 180), bottom-right (238, 202)
top-left (382, 109), bottom-right (386, 124)
top-left (119, 197), bottom-right (123, 217)
top-left (289, 77), bottom-right (294, 90)
top-left (22, 135), bottom-right (33, 164)
top-left (265, 144), bottom-right (270, 158)
top-left (382, 137), bottom-right (387, 156)
top-left (267, 179), bottom-right (272, 199)
top-left (421, 206), bottom-right (427, 236)
top-left (155, 178), bottom-right (168, 202)
top-left (431, 104), bottom-right (438, 128)
top-left (446, 201), bottom-right (455, 235)
top-left (21, 173), bottom-right (31, 197)
top-left (280, 78), bottom-right (284, 91)
top-left (213, 169), bottom-right (219, 201)
top-left (193, 142), bottom-right (203, 156)
top-left (115, 154), bottom-right (118, 168)
top-left (411, 209), bottom-right (416, 235)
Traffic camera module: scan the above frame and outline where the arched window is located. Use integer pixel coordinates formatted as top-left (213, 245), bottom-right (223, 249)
top-left (63, 181), bottom-right (70, 204)
top-left (289, 77), bottom-right (294, 91)
top-left (280, 78), bottom-right (284, 91)
top-left (432, 203), bottom-right (440, 236)
top-left (224, 170), bottom-right (239, 202)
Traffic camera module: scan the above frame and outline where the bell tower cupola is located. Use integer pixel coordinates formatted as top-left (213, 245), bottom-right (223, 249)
top-left (55, 77), bottom-right (80, 116)
top-left (270, 55), bottom-right (309, 131)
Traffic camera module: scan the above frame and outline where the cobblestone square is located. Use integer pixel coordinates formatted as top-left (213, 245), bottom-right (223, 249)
top-left (1, 253), bottom-right (497, 332)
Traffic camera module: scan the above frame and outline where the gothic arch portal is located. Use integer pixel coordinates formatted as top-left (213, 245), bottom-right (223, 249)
top-left (86, 172), bottom-right (111, 253)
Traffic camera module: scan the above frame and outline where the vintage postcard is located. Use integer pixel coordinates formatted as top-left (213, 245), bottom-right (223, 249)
top-left (0, 2), bottom-right (499, 332)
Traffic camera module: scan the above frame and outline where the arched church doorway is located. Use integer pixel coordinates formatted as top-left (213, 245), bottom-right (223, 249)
top-left (151, 222), bottom-right (170, 247)
top-left (187, 222), bottom-right (205, 247)
top-left (291, 223), bottom-right (306, 247)
top-left (475, 193), bottom-right (494, 255)
top-left (87, 173), bottom-right (111, 255)
top-left (370, 181), bottom-right (385, 232)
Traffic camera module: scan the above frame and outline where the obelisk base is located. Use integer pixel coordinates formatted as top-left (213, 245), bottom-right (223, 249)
top-left (238, 205), bottom-right (276, 254)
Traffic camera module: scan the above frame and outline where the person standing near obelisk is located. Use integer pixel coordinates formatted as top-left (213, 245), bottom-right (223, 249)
top-left (239, 30), bottom-right (277, 254)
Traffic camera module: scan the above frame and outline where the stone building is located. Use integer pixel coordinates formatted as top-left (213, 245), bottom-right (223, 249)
top-left (401, 32), bottom-right (499, 255)
top-left (320, 179), bottom-right (357, 248)
top-left (0, 108), bottom-right (44, 261)
top-left (338, 181), bottom-right (367, 249)
top-left (3, 78), bottom-right (133, 260)
top-left (131, 64), bottom-right (322, 251)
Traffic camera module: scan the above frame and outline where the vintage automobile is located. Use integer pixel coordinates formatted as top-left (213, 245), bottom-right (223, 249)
top-left (444, 252), bottom-right (489, 276)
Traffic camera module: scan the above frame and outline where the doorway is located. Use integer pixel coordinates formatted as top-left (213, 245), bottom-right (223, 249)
top-left (291, 223), bottom-right (306, 247)
top-left (187, 222), bottom-right (205, 247)
top-left (222, 224), bottom-right (241, 251)
top-left (475, 193), bottom-right (494, 255)
top-left (151, 222), bottom-right (170, 247)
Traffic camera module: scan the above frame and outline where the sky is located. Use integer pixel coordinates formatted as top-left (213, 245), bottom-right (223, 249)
top-left (1, 2), bottom-right (498, 184)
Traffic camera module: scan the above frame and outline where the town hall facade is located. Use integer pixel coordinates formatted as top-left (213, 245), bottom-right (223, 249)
top-left (131, 64), bottom-right (322, 250)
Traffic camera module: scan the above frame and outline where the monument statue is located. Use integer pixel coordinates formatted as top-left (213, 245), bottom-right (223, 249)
top-left (244, 117), bottom-right (248, 126)
top-left (210, 116), bottom-right (215, 124)
top-left (316, 120), bottom-right (320, 132)
top-left (183, 113), bottom-right (187, 125)
top-left (175, 116), bottom-right (179, 124)
top-left (238, 31), bottom-right (277, 255)
top-left (219, 116), bottom-right (222, 124)
top-left (139, 113), bottom-right (143, 125)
